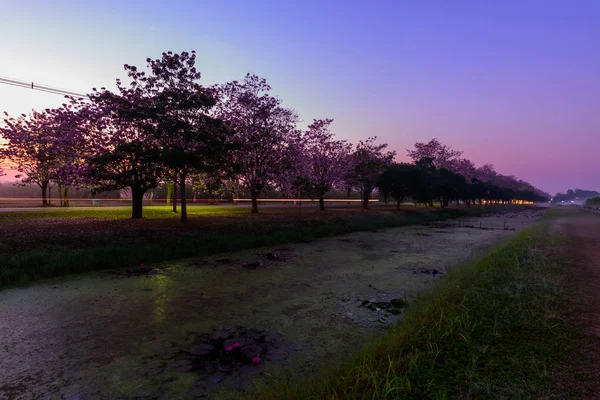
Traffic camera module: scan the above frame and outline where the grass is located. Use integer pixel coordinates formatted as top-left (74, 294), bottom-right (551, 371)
top-left (249, 209), bottom-right (581, 399)
top-left (0, 205), bottom-right (513, 289)
top-left (585, 197), bottom-right (600, 206)
top-left (0, 205), bottom-right (250, 220)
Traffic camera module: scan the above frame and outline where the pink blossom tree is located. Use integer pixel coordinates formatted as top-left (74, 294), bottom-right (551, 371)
top-left (216, 74), bottom-right (299, 213)
top-left (407, 138), bottom-right (463, 170)
top-left (303, 119), bottom-right (352, 211)
top-left (475, 163), bottom-right (497, 184)
top-left (1, 110), bottom-right (62, 206)
top-left (451, 158), bottom-right (477, 206)
top-left (137, 51), bottom-right (237, 222)
top-left (349, 137), bottom-right (395, 209)
top-left (44, 102), bottom-right (91, 206)
top-left (271, 130), bottom-right (309, 201)
top-left (85, 73), bottom-right (165, 219)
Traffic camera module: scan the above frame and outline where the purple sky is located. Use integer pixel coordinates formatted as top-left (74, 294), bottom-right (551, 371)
top-left (1, 0), bottom-right (599, 195)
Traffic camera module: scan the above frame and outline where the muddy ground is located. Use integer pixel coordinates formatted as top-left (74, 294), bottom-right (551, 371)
top-left (0, 209), bottom-right (546, 399)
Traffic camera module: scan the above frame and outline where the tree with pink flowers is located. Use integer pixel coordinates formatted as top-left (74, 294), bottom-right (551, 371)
top-left (140, 51), bottom-right (237, 222)
top-left (216, 74), bottom-right (299, 213)
top-left (85, 72), bottom-right (164, 219)
top-left (1, 110), bottom-right (62, 206)
top-left (303, 119), bottom-right (352, 211)
top-left (45, 103), bottom-right (91, 206)
top-left (407, 138), bottom-right (463, 170)
top-left (348, 137), bottom-right (395, 209)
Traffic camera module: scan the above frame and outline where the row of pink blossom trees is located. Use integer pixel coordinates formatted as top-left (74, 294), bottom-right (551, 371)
top-left (407, 138), bottom-right (547, 199)
top-left (0, 51), bottom-right (547, 219)
top-left (0, 51), bottom-right (396, 219)
top-left (400, 138), bottom-right (548, 207)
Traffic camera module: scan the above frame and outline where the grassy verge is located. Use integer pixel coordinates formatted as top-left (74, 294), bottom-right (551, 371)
top-left (1, 206), bottom-right (505, 289)
top-left (251, 209), bottom-right (579, 399)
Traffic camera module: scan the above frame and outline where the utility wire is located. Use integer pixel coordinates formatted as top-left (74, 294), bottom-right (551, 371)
top-left (0, 76), bottom-right (88, 99)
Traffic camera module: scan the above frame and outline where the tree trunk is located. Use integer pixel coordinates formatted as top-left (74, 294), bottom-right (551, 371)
top-left (131, 185), bottom-right (144, 219)
top-left (41, 181), bottom-right (49, 207)
top-left (180, 172), bottom-right (188, 222)
top-left (396, 199), bottom-right (401, 211)
top-left (58, 184), bottom-right (64, 207)
top-left (362, 193), bottom-right (369, 210)
top-left (318, 196), bottom-right (325, 211)
top-left (166, 183), bottom-right (172, 205)
top-left (64, 186), bottom-right (70, 207)
top-left (251, 191), bottom-right (259, 214)
top-left (172, 183), bottom-right (178, 213)
top-left (428, 200), bottom-right (434, 207)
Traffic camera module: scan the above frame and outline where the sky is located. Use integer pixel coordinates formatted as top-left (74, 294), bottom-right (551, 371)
top-left (1, 0), bottom-right (599, 195)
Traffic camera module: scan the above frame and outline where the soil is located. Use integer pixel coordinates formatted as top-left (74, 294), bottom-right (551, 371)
top-left (552, 208), bottom-right (600, 398)
top-left (0, 209), bottom-right (545, 399)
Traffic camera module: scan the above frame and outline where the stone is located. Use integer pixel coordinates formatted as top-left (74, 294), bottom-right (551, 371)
top-left (136, 362), bottom-right (165, 377)
top-left (263, 333), bottom-right (285, 346)
top-left (170, 359), bottom-right (193, 372)
top-left (243, 261), bottom-right (262, 269)
top-left (189, 344), bottom-right (214, 356)
top-left (239, 363), bottom-right (265, 376)
top-left (240, 345), bottom-right (263, 358)
top-left (189, 381), bottom-right (217, 398)
top-left (209, 330), bottom-right (230, 341)
top-left (265, 349), bottom-right (289, 361)
top-left (209, 371), bottom-right (227, 384)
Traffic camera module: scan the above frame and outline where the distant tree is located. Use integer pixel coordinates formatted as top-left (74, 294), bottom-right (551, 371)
top-left (585, 197), bottom-right (600, 206)
top-left (349, 137), bottom-right (395, 210)
top-left (376, 162), bottom-right (419, 210)
top-left (474, 164), bottom-right (497, 185)
top-left (271, 132), bottom-right (308, 200)
top-left (451, 158), bottom-right (477, 206)
top-left (436, 168), bottom-right (467, 208)
top-left (411, 157), bottom-right (437, 206)
top-left (44, 103), bottom-right (90, 207)
top-left (216, 74), bottom-right (299, 213)
top-left (303, 119), bottom-right (352, 210)
top-left (553, 189), bottom-right (599, 204)
top-left (407, 138), bottom-right (462, 170)
top-left (193, 171), bottom-right (225, 202)
top-left (0, 110), bottom-right (62, 206)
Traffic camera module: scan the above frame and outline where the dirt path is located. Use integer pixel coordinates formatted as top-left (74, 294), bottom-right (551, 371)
top-left (0, 209), bottom-right (545, 400)
top-left (553, 209), bottom-right (600, 397)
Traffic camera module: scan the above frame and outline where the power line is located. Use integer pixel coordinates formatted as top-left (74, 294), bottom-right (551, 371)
top-left (0, 76), bottom-right (88, 99)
